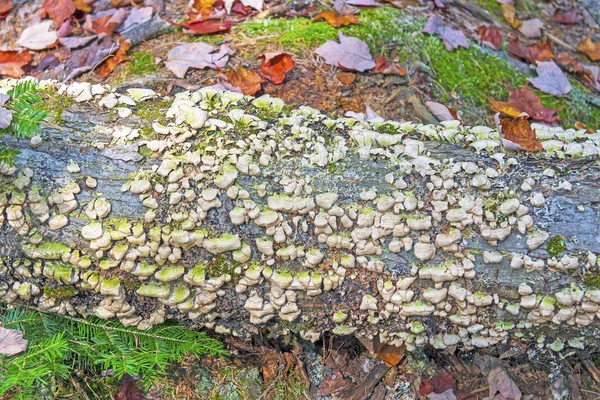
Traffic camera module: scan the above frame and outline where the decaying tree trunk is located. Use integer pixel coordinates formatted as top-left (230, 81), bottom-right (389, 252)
top-left (1, 79), bottom-right (600, 354)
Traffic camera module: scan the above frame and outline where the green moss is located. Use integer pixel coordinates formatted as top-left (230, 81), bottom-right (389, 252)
top-left (470, 0), bottom-right (503, 15)
top-left (241, 17), bottom-right (336, 50)
top-left (43, 284), bottom-right (77, 299)
top-left (127, 51), bottom-right (157, 76)
top-left (547, 235), bottom-right (567, 258)
top-left (205, 255), bottom-right (238, 278)
top-left (44, 92), bottom-right (75, 125)
top-left (584, 272), bottom-right (600, 288)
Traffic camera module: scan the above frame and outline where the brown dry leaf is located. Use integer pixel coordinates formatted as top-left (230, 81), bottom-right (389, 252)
top-left (0, 327), bottom-right (29, 356)
top-left (375, 343), bottom-right (405, 366)
top-left (578, 37), bottom-right (600, 61)
top-left (0, 50), bottom-right (32, 78)
top-left (490, 86), bottom-right (559, 123)
top-left (337, 71), bottom-right (355, 84)
top-left (313, 10), bottom-right (359, 27)
top-left (373, 55), bottom-right (407, 75)
top-left (507, 39), bottom-right (555, 65)
top-left (114, 374), bottom-right (145, 400)
top-left (502, 3), bottom-right (521, 29)
top-left (556, 52), bottom-right (599, 91)
top-left (96, 38), bottom-right (131, 78)
top-left (190, 0), bottom-right (216, 19)
top-left (223, 64), bottom-right (264, 95)
top-left (496, 113), bottom-right (543, 152)
top-left (425, 100), bottom-right (462, 122)
top-left (486, 368), bottom-right (523, 400)
top-left (473, 25), bottom-right (502, 50)
top-left (41, 0), bottom-right (76, 27)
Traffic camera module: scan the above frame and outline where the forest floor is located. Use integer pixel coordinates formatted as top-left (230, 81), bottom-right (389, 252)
top-left (2, 0), bottom-right (600, 398)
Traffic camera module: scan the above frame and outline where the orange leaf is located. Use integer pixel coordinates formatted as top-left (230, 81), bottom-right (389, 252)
top-left (223, 65), bottom-right (264, 95)
top-left (373, 55), bottom-right (407, 75)
top-left (0, 0), bottom-right (12, 16)
top-left (257, 52), bottom-right (294, 84)
top-left (375, 343), bottom-right (405, 366)
top-left (73, 0), bottom-right (92, 12)
top-left (474, 25), bottom-right (502, 50)
top-left (507, 38), bottom-right (553, 65)
top-left (0, 50), bottom-right (31, 78)
top-left (497, 114), bottom-right (543, 152)
top-left (502, 3), bottom-right (521, 29)
top-left (490, 86), bottom-right (559, 124)
top-left (96, 38), bottom-right (131, 78)
top-left (313, 11), bottom-right (359, 28)
top-left (41, 0), bottom-right (76, 27)
top-left (578, 37), bottom-right (600, 61)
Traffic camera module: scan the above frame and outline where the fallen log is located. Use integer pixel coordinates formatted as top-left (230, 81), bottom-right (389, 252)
top-left (1, 78), bottom-right (600, 354)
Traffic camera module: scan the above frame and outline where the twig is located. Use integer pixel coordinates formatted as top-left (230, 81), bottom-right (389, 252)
top-left (546, 32), bottom-right (576, 52)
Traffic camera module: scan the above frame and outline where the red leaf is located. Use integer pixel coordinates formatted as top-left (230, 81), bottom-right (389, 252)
top-left (257, 52), bottom-right (295, 84)
top-left (41, 0), bottom-right (76, 27)
top-left (0, 0), bottom-right (12, 17)
top-left (223, 64), bottom-right (264, 95)
top-left (490, 85), bottom-right (559, 123)
top-left (556, 52), bottom-right (600, 92)
top-left (418, 372), bottom-right (457, 396)
top-left (373, 55), bottom-right (407, 75)
top-left (552, 7), bottom-right (583, 24)
top-left (174, 19), bottom-right (231, 34)
top-left (114, 374), bottom-right (145, 400)
top-left (0, 50), bottom-right (31, 78)
top-left (84, 8), bottom-right (128, 35)
top-left (96, 38), bottom-right (131, 78)
top-left (507, 38), bottom-right (553, 65)
top-left (473, 25), bottom-right (502, 50)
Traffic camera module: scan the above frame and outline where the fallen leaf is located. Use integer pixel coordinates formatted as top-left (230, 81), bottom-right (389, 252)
top-left (73, 0), bottom-right (92, 12)
top-left (507, 38), bottom-right (553, 65)
top-left (257, 52), bottom-right (295, 84)
top-left (473, 25), bottom-right (502, 50)
top-left (0, 327), bottom-right (29, 356)
top-left (17, 21), bottom-right (58, 50)
top-left (333, 0), bottom-right (360, 15)
top-left (314, 31), bottom-right (375, 72)
top-left (173, 19), bottom-right (231, 34)
top-left (518, 18), bottom-right (543, 38)
top-left (0, 0), bottom-right (12, 16)
top-left (114, 374), bottom-right (145, 400)
top-left (485, 368), bottom-right (522, 400)
top-left (429, 389), bottom-right (458, 400)
top-left (64, 36), bottom-right (119, 80)
top-left (373, 55), bottom-right (407, 75)
top-left (192, 0), bottom-right (216, 17)
top-left (495, 113), bottom-right (543, 152)
top-left (313, 10), bottom-right (359, 27)
top-left (422, 15), bottom-right (469, 51)
top-left (337, 72), bottom-right (355, 84)
top-left (527, 60), bottom-right (571, 95)
top-left (578, 37), bottom-right (600, 61)
top-left (165, 42), bottom-right (233, 78)
top-left (241, 0), bottom-right (263, 11)
top-left (41, 0), bottom-right (76, 27)
top-left (84, 8), bottom-right (129, 35)
top-left (557, 52), bottom-right (599, 91)
top-left (502, 3), bottom-right (521, 29)
top-left (96, 38), bottom-right (131, 78)
top-left (552, 8), bottom-right (582, 24)
top-left (0, 50), bottom-right (32, 78)
top-left (119, 6), bottom-right (153, 32)
top-left (59, 35), bottom-right (96, 49)
top-left (223, 64), bottom-right (264, 95)
top-left (375, 343), bottom-right (405, 366)
top-left (490, 85), bottom-right (559, 123)
top-left (425, 101), bottom-right (462, 122)
top-left (419, 372), bottom-right (457, 396)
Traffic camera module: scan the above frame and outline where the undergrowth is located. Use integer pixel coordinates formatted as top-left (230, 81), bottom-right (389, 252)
top-left (0, 304), bottom-right (227, 399)
top-left (0, 81), bottom-right (48, 165)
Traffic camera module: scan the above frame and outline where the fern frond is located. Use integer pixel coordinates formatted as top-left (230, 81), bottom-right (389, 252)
top-left (0, 147), bottom-right (20, 166)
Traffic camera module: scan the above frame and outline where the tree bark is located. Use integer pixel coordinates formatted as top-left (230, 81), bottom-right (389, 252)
top-left (1, 81), bottom-right (599, 353)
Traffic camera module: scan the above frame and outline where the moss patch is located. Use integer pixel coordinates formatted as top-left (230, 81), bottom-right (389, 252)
top-left (44, 92), bottom-right (75, 125)
top-left (584, 272), bottom-right (600, 289)
top-left (546, 235), bottom-right (567, 258)
top-left (127, 51), bottom-right (157, 76)
top-left (43, 284), bottom-right (77, 299)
